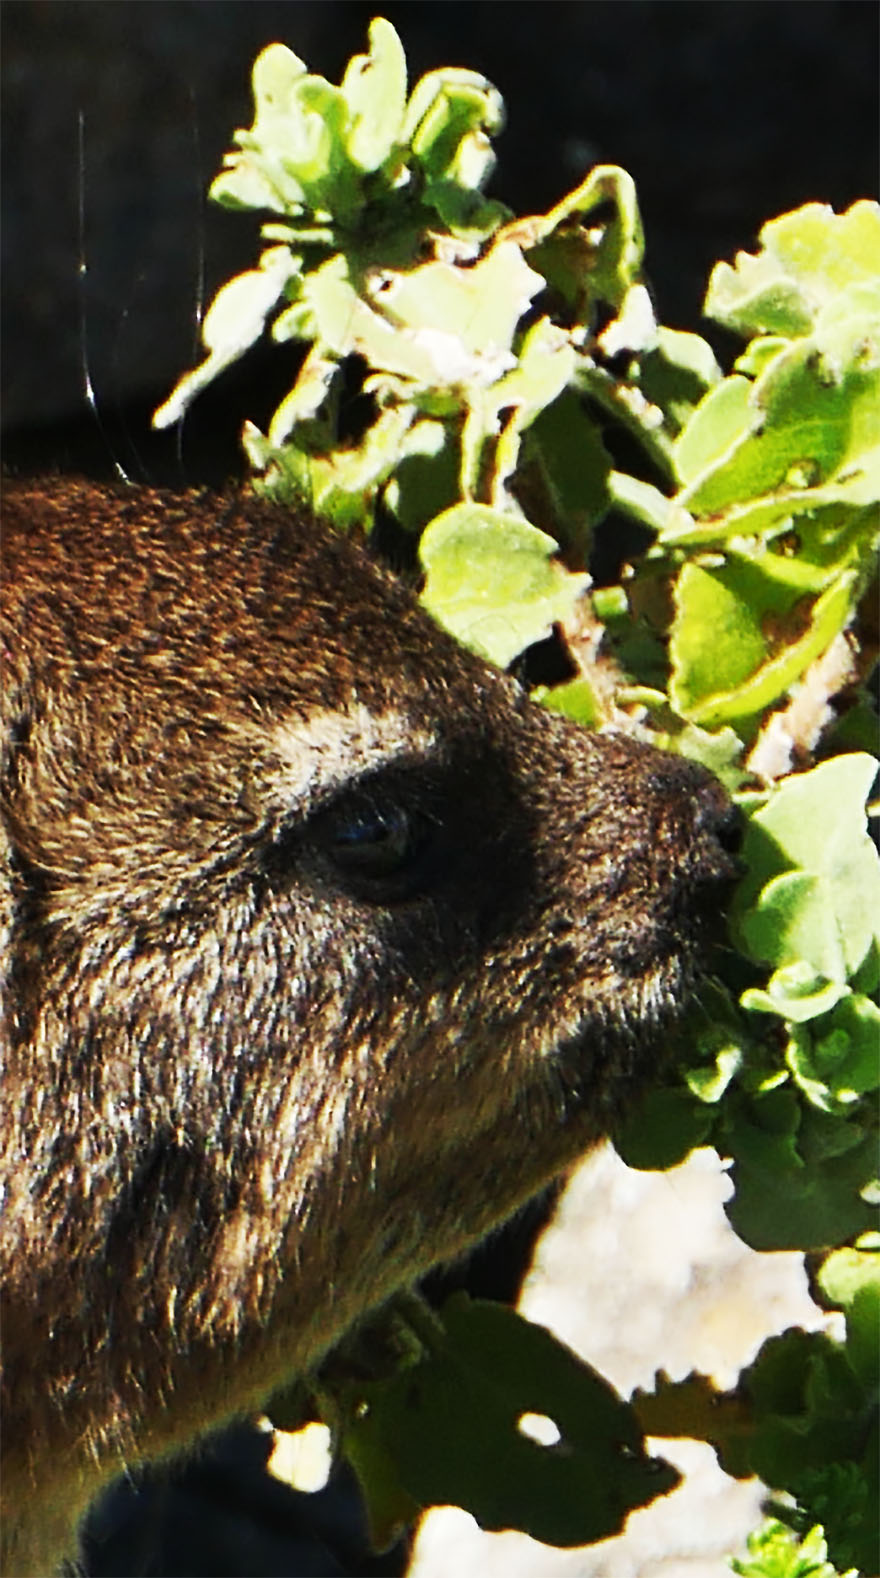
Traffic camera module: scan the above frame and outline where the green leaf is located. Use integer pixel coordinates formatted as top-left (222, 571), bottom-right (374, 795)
top-left (669, 559), bottom-right (770, 712)
top-left (684, 1043), bottom-right (745, 1103)
top-left (745, 1328), bottom-right (863, 1463)
top-left (678, 325), bottom-right (880, 519)
top-left (731, 1518), bottom-right (857, 1578)
top-left (340, 18), bottom-right (407, 174)
top-left (228, 43), bottom-right (360, 221)
top-left (523, 388), bottom-right (613, 551)
top-left (613, 1087), bottom-right (714, 1171)
top-left (662, 207), bottom-right (880, 739)
top-left (635, 1324), bottom-right (875, 1574)
top-left (817, 1243), bottom-right (880, 1317)
top-left (732, 754), bottom-right (880, 981)
top-left (786, 996), bottom-right (880, 1112)
top-left (344, 1296), bottom-right (678, 1547)
top-left (459, 317), bottom-right (575, 503)
top-left (706, 201), bottom-right (880, 339)
top-left (722, 1092), bottom-right (877, 1251)
top-left (534, 675), bottom-right (604, 728)
top-left (666, 722), bottom-right (748, 789)
top-left (659, 479), bottom-right (878, 554)
top-left (673, 375), bottom-right (753, 488)
top-left (632, 1371), bottom-right (755, 1481)
top-left (404, 68), bottom-right (507, 235)
top-left (249, 402), bottom-right (417, 531)
top-left (735, 337), bottom-right (791, 378)
top-left (419, 504), bottom-right (588, 668)
top-left (209, 43), bottom-right (311, 215)
top-left (372, 240), bottom-right (544, 369)
top-left (512, 164), bottom-right (644, 321)
top-left (741, 966), bottom-right (849, 1025)
top-left (296, 240), bottom-right (545, 399)
top-left (383, 418), bottom-right (460, 533)
top-left (739, 873), bottom-right (848, 981)
top-left (668, 555), bottom-right (857, 726)
top-left (153, 248), bottom-right (299, 428)
top-left (635, 326), bottom-right (721, 437)
top-left (342, 1418), bottom-right (422, 1552)
top-left (845, 1282), bottom-right (880, 1390)
top-left (606, 470), bottom-right (671, 533)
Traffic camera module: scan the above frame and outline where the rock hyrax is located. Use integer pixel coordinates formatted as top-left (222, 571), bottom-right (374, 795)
top-left (0, 476), bottom-right (735, 1574)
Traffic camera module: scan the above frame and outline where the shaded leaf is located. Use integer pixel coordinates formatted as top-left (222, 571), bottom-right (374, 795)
top-left (345, 1296), bottom-right (679, 1548)
top-left (613, 1088), bottom-right (714, 1171)
top-left (632, 1371), bottom-right (754, 1480)
top-left (722, 1092), bottom-right (877, 1251)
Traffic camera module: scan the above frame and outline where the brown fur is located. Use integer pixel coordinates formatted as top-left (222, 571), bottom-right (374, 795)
top-left (0, 476), bottom-right (735, 1574)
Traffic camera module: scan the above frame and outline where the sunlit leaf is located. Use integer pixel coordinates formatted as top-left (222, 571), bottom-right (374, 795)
top-left (732, 754), bottom-right (880, 980)
top-left (420, 504), bottom-right (587, 667)
top-left (340, 17), bottom-right (407, 173)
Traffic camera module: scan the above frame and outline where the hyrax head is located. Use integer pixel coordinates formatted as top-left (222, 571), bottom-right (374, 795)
top-left (0, 475), bottom-right (735, 1567)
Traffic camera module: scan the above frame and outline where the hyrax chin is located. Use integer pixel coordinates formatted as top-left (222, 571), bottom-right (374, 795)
top-left (1, 475), bottom-right (735, 1574)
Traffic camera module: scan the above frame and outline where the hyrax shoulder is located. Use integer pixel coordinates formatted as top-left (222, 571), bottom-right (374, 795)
top-left (0, 475), bottom-right (734, 1574)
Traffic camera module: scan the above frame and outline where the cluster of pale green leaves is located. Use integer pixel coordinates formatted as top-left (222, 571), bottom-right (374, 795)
top-left (155, 19), bottom-right (879, 1574)
top-left (154, 20), bottom-right (878, 763)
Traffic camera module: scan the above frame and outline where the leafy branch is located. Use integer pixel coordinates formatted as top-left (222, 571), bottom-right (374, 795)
top-left (155, 19), bottom-right (879, 1574)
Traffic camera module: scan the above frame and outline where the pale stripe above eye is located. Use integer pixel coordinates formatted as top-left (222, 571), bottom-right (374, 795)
top-left (265, 703), bottom-right (438, 809)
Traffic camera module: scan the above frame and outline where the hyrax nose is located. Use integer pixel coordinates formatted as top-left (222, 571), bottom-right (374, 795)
top-left (694, 771), bottom-right (742, 854)
top-left (683, 762), bottom-right (743, 880)
top-left (708, 796), bottom-right (743, 866)
top-left (636, 748), bottom-right (742, 881)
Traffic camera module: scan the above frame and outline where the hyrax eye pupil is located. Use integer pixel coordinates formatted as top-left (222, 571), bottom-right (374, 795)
top-left (329, 803), bottom-right (413, 869)
top-left (314, 791), bottom-right (432, 894)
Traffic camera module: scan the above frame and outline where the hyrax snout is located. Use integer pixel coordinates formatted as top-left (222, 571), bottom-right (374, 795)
top-left (0, 476), bottom-right (736, 1574)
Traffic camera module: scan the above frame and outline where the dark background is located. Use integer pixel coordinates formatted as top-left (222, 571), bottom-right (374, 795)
top-left (3, 5), bottom-right (878, 1574)
top-left (3, 1), bottom-right (878, 484)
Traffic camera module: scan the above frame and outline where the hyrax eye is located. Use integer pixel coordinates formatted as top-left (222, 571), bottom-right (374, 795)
top-left (326, 803), bottom-right (419, 873)
top-left (312, 793), bottom-right (434, 898)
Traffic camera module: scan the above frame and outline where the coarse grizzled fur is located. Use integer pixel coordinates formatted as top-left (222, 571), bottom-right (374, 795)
top-left (0, 476), bottom-right (736, 1575)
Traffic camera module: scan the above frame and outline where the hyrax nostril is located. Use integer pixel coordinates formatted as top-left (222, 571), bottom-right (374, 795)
top-left (689, 775), bottom-right (743, 876)
top-left (712, 799), bottom-right (744, 860)
top-left (645, 752), bottom-right (740, 868)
